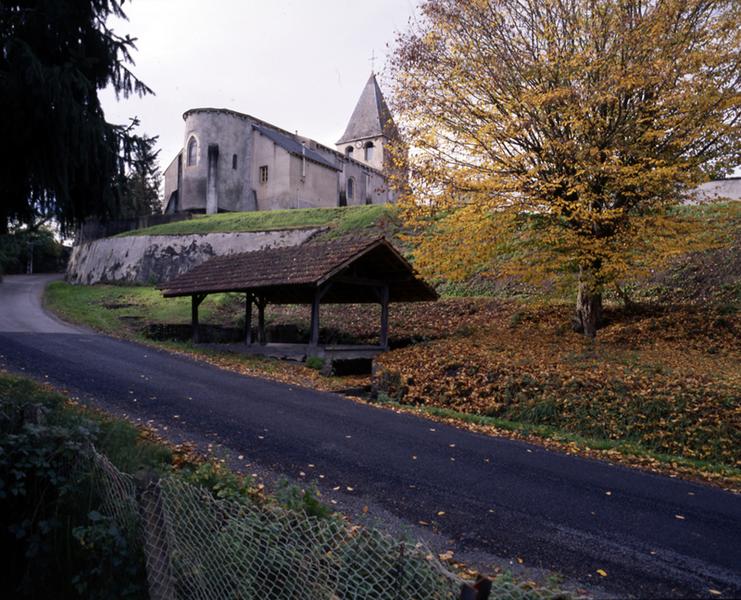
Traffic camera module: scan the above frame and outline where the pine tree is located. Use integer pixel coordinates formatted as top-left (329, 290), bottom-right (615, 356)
top-left (0, 0), bottom-right (153, 234)
top-left (113, 121), bottom-right (162, 219)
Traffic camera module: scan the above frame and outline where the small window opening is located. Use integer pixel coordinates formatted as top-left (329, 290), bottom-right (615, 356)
top-left (364, 141), bottom-right (375, 161)
top-left (347, 177), bottom-right (355, 200)
top-left (345, 146), bottom-right (354, 157)
top-left (259, 165), bottom-right (269, 183)
top-left (232, 154), bottom-right (238, 169)
top-left (187, 136), bottom-right (198, 166)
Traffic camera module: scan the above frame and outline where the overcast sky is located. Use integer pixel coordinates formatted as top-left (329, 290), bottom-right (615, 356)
top-left (100, 0), bottom-right (419, 170)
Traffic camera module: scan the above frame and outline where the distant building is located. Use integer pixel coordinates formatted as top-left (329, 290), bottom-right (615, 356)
top-left (689, 177), bottom-right (741, 203)
top-left (163, 74), bottom-right (402, 214)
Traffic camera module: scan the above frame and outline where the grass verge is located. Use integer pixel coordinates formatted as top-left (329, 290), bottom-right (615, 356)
top-left (117, 204), bottom-right (390, 237)
top-left (373, 395), bottom-right (741, 490)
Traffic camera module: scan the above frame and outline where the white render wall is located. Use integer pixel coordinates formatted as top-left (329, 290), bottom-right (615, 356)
top-left (690, 178), bottom-right (741, 203)
top-left (164, 108), bottom-right (396, 213)
top-left (67, 229), bottom-right (323, 285)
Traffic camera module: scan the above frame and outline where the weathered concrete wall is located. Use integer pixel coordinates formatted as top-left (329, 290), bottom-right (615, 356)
top-left (690, 178), bottom-right (741, 203)
top-left (67, 229), bottom-right (323, 285)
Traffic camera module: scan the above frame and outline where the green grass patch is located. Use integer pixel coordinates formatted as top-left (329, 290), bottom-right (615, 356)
top-left (118, 205), bottom-right (390, 237)
top-left (0, 372), bottom-right (173, 474)
top-left (45, 281), bottom-right (232, 336)
top-left (377, 398), bottom-right (741, 482)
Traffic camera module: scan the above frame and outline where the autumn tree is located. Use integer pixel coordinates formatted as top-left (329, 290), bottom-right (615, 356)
top-left (0, 0), bottom-right (153, 234)
top-left (389, 0), bottom-right (741, 337)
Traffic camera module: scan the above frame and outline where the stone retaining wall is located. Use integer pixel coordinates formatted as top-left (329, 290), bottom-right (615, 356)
top-left (67, 229), bottom-right (323, 285)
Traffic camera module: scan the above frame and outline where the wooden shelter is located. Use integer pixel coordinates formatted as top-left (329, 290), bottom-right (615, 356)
top-left (158, 236), bottom-right (437, 353)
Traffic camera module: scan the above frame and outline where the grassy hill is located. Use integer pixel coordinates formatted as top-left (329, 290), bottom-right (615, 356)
top-left (118, 205), bottom-right (394, 238)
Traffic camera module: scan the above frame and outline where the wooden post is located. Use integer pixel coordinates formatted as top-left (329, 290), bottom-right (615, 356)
top-left (245, 293), bottom-right (253, 345)
top-left (309, 283), bottom-right (332, 350)
top-left (257, 297), bottom-right (267, 345)
top-left (379, 284), bottom-right (389, 349)
top-left (309, 288), bottom-right (320, 348)
top-left (191, 294), bottom-right (206, 343)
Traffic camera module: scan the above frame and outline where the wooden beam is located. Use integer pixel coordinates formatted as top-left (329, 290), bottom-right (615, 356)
top-left (332, 275), bottom-right (387, 288)
top-left (256, 297), bottom-right (267, 345)
top-left (309, 283), bottom-right (333, 347)
top-left (244, 293), bottom-right (253, 345)
top-left (309, 288), bottom-right (320, 347)
top-left (379, 284), bottom-right (389, 349)
top-left (191, 293), bottom-right (206, 343)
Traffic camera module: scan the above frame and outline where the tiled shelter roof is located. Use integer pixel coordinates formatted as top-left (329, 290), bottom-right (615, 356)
top-left (159, 236), bottom-right (438, 305)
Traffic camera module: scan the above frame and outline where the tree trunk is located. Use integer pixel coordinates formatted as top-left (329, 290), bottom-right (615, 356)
top-left (573, 276), bottom-right (603, 338)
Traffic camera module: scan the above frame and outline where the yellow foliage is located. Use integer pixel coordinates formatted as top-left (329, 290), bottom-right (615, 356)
top-left (388, 0), bottom-right (741, 316)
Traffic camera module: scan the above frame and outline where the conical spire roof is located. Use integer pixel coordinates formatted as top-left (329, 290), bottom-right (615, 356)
top-left (337, 73), bottom-right (396, 145)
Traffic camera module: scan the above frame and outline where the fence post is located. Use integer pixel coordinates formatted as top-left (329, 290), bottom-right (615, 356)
top-left (460, 575), bottom-right (492, 600)
top-left (135, 471), bottom-right (176, 600)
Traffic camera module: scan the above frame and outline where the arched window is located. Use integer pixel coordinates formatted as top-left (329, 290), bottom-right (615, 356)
top-left (345, 146), bottom-right (354, 157)
top-left (187, 136), bottom-right (198, 166)
top-left (364, 141), bottom-right (374, 161)
top-left (347, 177), bottom-right (355, 200)
top-left (232, 154), bottom-right (238, 169)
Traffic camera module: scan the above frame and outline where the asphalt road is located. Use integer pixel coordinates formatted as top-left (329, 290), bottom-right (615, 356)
top-left (1, 274), bottom-right (740, 598)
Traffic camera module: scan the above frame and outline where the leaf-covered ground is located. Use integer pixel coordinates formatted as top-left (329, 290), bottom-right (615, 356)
top-left (374, 301), bottom-right (739, 468)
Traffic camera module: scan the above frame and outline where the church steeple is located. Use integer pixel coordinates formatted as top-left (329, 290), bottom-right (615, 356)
top-left (336, 73), bottom-right (399, 171)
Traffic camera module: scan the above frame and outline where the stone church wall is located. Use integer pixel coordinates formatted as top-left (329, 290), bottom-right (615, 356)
top-left (66, 229), bottom-right (323, 285)
top-left (181, 111), bottom-right (256, 213)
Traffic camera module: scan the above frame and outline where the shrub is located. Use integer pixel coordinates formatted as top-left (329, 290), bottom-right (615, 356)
top-left (305, 355), bottom-right (325, 370)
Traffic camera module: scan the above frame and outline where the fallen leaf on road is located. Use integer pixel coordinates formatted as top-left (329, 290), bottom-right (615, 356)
top-left (437, 511), bottom-right (446, 516)
top-left (675, 514), bottom-right (686, 520)
top-left (596, 569), bottom-right (607, 577)
top-left (708, 589), bottom-right (722, 596)
top-left (346, 486), bottom-right (354, 492)
top-left (516, 557), bottom-right (524, 564)
top-left (439, 551), bottom-right (454, 561)
top-left (605, 491), bottom-right (612, 496)
top-left (362, 505), bottom-right (369, 514)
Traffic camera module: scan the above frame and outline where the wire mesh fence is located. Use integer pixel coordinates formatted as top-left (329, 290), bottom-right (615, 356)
top-left (90, 447), bottom-right (465, 599)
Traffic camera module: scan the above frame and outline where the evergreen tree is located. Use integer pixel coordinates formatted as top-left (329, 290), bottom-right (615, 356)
top-left (113, 120), bottom-right (162, 219)
top-left (0, 0), bottom-right (153, 234)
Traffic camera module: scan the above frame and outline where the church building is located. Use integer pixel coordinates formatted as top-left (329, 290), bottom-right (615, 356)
top-left (163, 74), bottom-right (401, 214)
